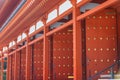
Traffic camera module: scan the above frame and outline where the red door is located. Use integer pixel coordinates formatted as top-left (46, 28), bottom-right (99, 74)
top-left (86, 9), bottom-right (118, 79)
top-left (33, 41), bottom-right (43, 80)
top-left (53, 27), bottom-right (73, 80)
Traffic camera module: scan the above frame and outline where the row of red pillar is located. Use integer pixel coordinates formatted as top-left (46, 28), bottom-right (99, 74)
top-left (0, 0), bottom-right (118, 80)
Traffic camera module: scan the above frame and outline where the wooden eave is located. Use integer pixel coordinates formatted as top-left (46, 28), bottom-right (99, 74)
top-left (0, 0), bottom-right (62, 46)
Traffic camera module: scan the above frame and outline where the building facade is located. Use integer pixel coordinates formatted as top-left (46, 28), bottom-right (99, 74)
top-left (0, 0), bottom-right (120, 80)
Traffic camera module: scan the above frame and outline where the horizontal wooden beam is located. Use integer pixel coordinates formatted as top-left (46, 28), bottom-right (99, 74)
top-left (77, 0), bottom-right (119, 21)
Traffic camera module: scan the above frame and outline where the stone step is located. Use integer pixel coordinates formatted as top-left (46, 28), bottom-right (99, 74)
top-left (100, 74), bottom-right (120, 78)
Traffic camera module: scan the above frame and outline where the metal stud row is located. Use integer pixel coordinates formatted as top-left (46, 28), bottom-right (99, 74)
top-left (87, 16), bottom-right (115, 19)
top-left (87, 26), bottom-right (115, 30)
top-left (87, 48), bottom-right (116, 51)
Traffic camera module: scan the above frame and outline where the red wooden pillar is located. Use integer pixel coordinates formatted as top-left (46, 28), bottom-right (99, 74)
top-left (0, 57), bottom-right (1, 80)
top-left (49, 36), bottom-right (53, 80)
top-left (9, 55), bottom-right (12, 80)
top-left (1, 54), bottom-right (4, 80)
top-left (25, 31), bottom-right (31, 80)
top-left (6, 47), bottom-right (9, 80)
top-left (14, 40), bottom-right (18, 80)
top-left (6, 55), bottom-right (9, 80)
top-left (42, 16), bottom-right (49, 80)
top-left (117, 7), bottom-right (120, 64)
top-left (71, 0), bottom-right (83, 80)
top-left (6, 53), bottom-right (9, 80)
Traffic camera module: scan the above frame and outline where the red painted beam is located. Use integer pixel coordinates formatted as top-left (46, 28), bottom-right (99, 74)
top-left (46, 0), bottom-right (118, 38)
top-left (25, 32), bottom-right (31, 80)
top-left (77, 0), bottom-right (119, 21)
top-left (9, 56), bottom-right (12, 80)
top-left (29, 27), bottom-right (44, 37)
top-left (8, 45), bottom-right (26, 56)
top-left (17, 45), bottom-right (26, 51)
top-left (8, 51), bottom-right (16, 56)
top-left (28, 35), bottom-right (44, 46)
top-left (72, 0), bottom-right (83, 79)
top-left (1, 55), bottom-right (4, 80)
top-left (46, 20), bottom-right (73, 36)
top-left (14, 41), bottom-right (18, 80)
top-left (6, 55), bottom-right (9, 80)
top-left (43, 17), bottom-right (49, 80)
top-left (77, 0), bottom-right (91, 7)
top-left (46, 8), bottom-right (72, 28)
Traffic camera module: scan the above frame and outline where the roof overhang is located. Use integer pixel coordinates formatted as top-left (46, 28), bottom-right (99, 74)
top-left (0, 0), bottom-right (62, 46)
top-left (0, 0), bottom-right (26, 32)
